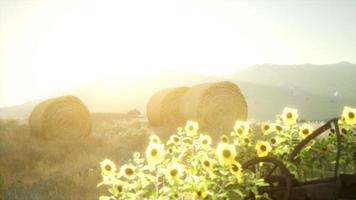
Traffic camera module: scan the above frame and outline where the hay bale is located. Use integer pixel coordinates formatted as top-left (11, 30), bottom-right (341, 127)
top-left (147, 87), bottom-right (189, 128)
top-left (29, 95), bottom-right (91, 140)
top-left (180, 81), bottom-right (247, 138)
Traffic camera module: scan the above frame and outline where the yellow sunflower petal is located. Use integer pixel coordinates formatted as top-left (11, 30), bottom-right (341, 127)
top-left (341, 106), bottom-right (356, 125)
top-left (216, 143), bottom-right (237, 166)
top-left (281, 107), bottom-right (299, 126)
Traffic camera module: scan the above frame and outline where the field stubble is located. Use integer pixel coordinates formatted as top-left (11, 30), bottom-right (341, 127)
top-left (0, 115), bottom-right (149, 200)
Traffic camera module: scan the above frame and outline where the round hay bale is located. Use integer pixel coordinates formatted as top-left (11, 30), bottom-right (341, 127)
top-left (29, 95), bottom-right (91, 140)
top-left (147, 87), bottom-right (189, 129)
top-left (180, 81), bottom-right (248, 138)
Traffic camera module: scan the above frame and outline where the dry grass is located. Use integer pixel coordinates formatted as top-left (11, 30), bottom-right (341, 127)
top-left (0, 116), bottom-right (149, 200)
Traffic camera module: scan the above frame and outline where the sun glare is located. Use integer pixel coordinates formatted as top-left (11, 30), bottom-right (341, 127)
top-left (0, 0), bottom-right (356, 107)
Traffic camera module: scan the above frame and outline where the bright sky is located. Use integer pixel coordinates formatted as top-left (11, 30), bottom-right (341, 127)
top-left (0, 0), bottom-right (356, 107)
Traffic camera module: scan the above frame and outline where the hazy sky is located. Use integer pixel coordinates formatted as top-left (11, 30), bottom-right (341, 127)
top-left (0, 0), bottom-right (355, 107)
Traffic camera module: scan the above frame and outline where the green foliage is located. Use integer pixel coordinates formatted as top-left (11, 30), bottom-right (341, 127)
top-left (98, 107), bottom-right (356, 200)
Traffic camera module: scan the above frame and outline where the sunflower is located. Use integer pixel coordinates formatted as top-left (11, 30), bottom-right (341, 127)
top-left (116, 184), bottom-right (124, 194)
top-left (330, 128), bottom-right (336, 134)
top-left (281, 107), bottom-right (299, 126)
top-left (145, 143), bottom-right (165, 167)
top-left (165, 162), bottom-right (184, 181)
top-left (341, 127), bottom-right (350, 136)
top-left (168, 135), bottom-right (180, 145)
top-left (341, 106), bottom-right (356, 125)
top-left (182, 137), bottom-right (193, 144)
top-left (193, 189), bottom-right (207, 199)
top-left (261, 122), bottom-right (272, 135)
top-left (320, 144), bottom-right (331, 153)
top-left (177, 127), bottom-right (184, 135)
top-left (233, 120), bottom-right (247, 132)
top-left (167, 147), bottom-right (175, 154)
top-left (149, 134), bottom-right (161, 144)
top-left (269, 136), bottom-right (282, 146)
top-left (237, 127), bottom-right (245, 135)
top-left (272, 123), bottom-right (284, 133)
top-left (100, 159), bottom-right (117, 176)
top-left (216, 143), bottom-right (237, 166)
top-left (120, 164), bottom-right (136, 179)
top-left (231, 127), bottom-right (243, 137)
top-left (230, 160), bottom-right (243, 178)
top-left (308, 140), bottom-right (316, 146)
top-left (201, 157), bottom-right (215, 172)
top-left (220, 134), bottom-right (229, 143)
top-left (99, 178), bottom-right (127, 195)
top-left (255, 140), bottom-right (272, 157)
top-left (185, 120), bottom-right (199, 136)
top-left (199, 134), bottom-right (212, 146)
top-left (133, 152), bottom-right (144, 164)
top-left (238, 137), bottom-right (251, 146)
top-left (298, 124), bottom-right (314, 139)
top-left (233, 120), bottom-right (250, 137)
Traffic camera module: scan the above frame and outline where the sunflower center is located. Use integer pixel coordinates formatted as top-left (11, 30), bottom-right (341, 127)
top-left (203, 160), bottom-right (210, 167)
top-left (125, 168), bottom-right (134, 176)
top-left (105, 165), bottom-right (112, 171)
top-left (197, 191), bottom-right (202, 197)
top-left (189, 125), bottom-right (194, 131)
top-left (264, 125), bottom-right (270, 131)
top-left (271, 138), bottom-right (276, 144)
top-left (276, 126), bottom-right (282, 131)
top-left (183, 138), bottom-right (192, 144)
top-left (174, 137), bottom-right (179, 142)
top-left (303, 129), bottom-right (309, 135)
top-left (286, 113), bottom-right (293, 119)
top-left (348, 112), bottom-right (355, 119)
top-left (117, 185), bottom-right (123, 192)
top-left (151, 149), bottom-right (158, 157)
top-left (222, 149), bottom-right (231, 158)
top-left (232, 164), bottom-right (239, 172)
top-left (341, 128), bottom-right (348, 134)
top-left (170, 169), bottom-right (178, 177)
top-left (260, 145), bottom-right (267, 151)
top-left (202, 139), bottom-right (208, 145)
top-left (238, 128), bottom-right (243, 135)
top-left (221, 137), bottom-right (228, 143)
top-left (168, 148), bottom-right (173, 153)
top-left (244, 138), bottom-right (249, 144)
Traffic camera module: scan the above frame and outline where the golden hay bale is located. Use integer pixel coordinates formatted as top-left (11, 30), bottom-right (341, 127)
top-left (29, 95), bottom-right (91, 140)
top-left (147, 87), bottom-right (189, 129)
top-left (180, 81), bottom-right (248, 138)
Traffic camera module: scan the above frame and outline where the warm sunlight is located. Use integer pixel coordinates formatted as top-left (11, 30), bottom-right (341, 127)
top-left (0, 1), bottom-right (356, 199)
top-left (2, 0), bottom-right (355, 107)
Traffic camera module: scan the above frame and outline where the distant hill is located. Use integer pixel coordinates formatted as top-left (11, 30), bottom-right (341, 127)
top-left (0, 100), bottom-right (42, 119)
top-left (229, 61), bottom-right (356, 99)
top-left (225, 62), bottom-right (356, 120)
top-left (0, 62), bottom-right (355, 120)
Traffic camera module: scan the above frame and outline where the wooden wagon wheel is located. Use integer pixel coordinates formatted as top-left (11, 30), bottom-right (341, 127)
top-left (263, 118), bottom-right (341, 189)
top-left (242, 157), bottom-right (293, 200)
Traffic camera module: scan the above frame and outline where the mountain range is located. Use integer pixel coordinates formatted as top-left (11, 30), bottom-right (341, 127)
top-left (0, 62), bottom-right (355, 121)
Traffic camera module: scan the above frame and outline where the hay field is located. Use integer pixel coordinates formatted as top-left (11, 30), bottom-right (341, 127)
top-left (0, 114), bottom-right (149, 200)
